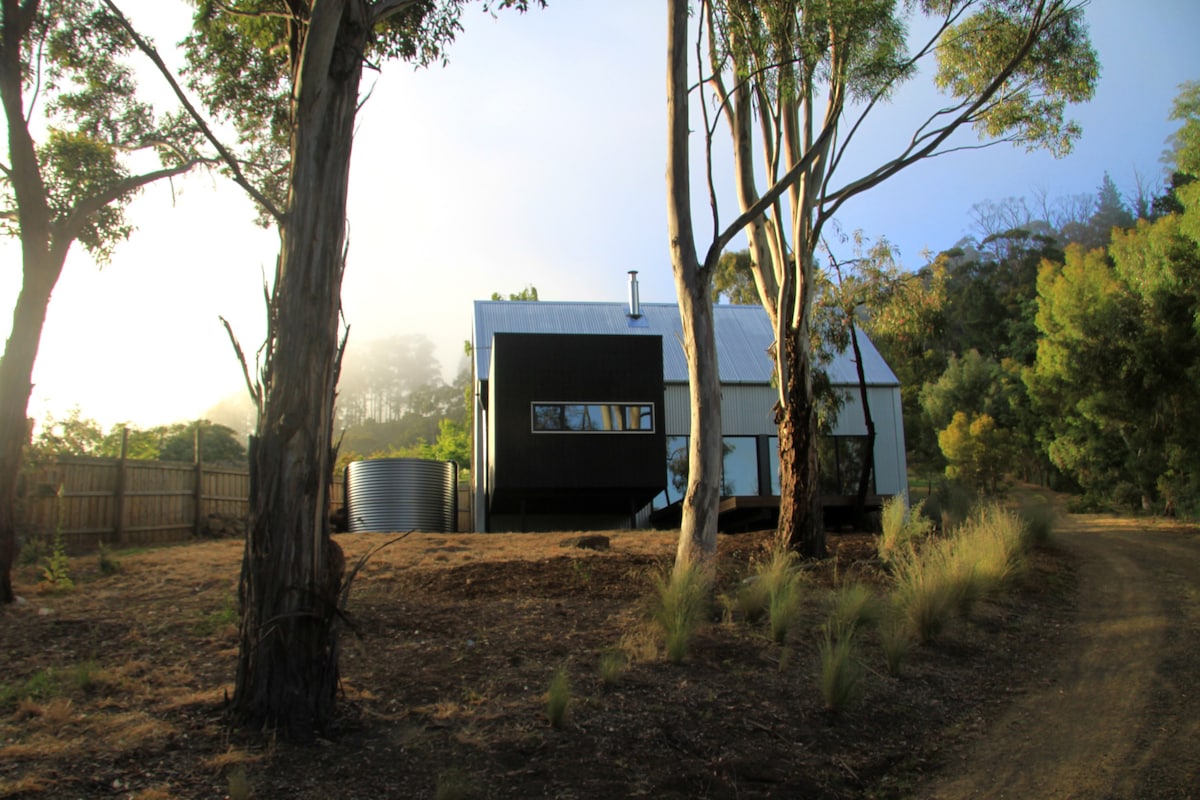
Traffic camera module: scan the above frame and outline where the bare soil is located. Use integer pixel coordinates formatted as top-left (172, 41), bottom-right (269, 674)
top-left (1, 506), bottom-right (1196, 799)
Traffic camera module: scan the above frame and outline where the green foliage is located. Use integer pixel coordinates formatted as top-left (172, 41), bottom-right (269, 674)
top-left (490, 285), bottom-right (539, 301)
top-left (934, 2), bottom-right (1097, 156)
top-left (40, 528), bottom-right (74, 593)
top-left (712, 250), bottom-right (760, 305)
top-left (545, 666), bottom-right (570, 729)
top-left (29, 413), bottom-right (247, 464)
top-left (18, 535), bottom-right (49, 567)
top-left (157, 421), bottom-right (247, 463)
top-left (651, 558), bottom-right (712, 664)
top-left (0, 667), bottom-right (62, 709)
top-left (937, 412), bottom-right (1017, 495)
top-left (28, 407), bottom-right (106, 461)
top-left (0, 0), bottom-right (196, 259)
top-left (419, 419), bottom-right (471, 475)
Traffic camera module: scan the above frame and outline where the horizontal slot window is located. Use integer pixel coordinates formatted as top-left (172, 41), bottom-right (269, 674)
top-left (532, 403), bottom-right (655, 433)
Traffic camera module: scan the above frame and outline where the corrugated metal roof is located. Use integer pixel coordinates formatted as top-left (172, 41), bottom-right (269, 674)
top-left (472, 300), bottom-right (898, 387)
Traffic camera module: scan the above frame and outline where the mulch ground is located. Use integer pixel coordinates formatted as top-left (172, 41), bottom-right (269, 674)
top-left (1, 527), bottom-right (1077, 799)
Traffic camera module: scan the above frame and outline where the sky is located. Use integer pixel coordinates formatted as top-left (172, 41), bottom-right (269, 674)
top-left (2, 0), bottom-right (1198, 433)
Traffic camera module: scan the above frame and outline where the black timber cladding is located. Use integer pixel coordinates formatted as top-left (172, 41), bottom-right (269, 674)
top-left (487, 332), bottom-right (665, 515)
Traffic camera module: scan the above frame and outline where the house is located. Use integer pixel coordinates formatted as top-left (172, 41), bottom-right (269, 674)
top-left (470, 275), bottom-right (908, 532)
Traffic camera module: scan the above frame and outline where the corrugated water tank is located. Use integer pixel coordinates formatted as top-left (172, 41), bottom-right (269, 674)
top-left (345, 458), bottom-right (458, 533)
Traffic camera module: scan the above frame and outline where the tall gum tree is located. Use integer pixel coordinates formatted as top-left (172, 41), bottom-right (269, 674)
top-left (0, 0), bottom-right (205, 604)
top-left (145, 0), bottom-right (541, 739)
top-left (666, 0), bottom-right (834, 564)
top-left (701, 0), bottom-right (1097, 554)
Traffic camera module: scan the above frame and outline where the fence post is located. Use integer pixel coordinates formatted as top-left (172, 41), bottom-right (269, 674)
top-left (114, 426), bottom-right (129, 545)
top-left (193, 423), bottom-right (204, 537)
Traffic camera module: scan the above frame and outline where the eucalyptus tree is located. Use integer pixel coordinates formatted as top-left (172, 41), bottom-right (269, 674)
top-left (0, 0), bottom-right (206, 604)
top-left (113, 0), bottom-right (541, 738)
top-left (698, 0), bottom-right (1097, 554)
top-left (667, 0), bottom-right (820, 563)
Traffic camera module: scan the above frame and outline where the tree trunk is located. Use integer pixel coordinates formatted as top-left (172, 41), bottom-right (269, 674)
top-left (775, 327), bottom-right (825, 558)
top-left (674, 281), bottom-right (722, 563)
top-left (232, 0), bottom-right (365, 739)
top-left (0, 18), bottom-right (67, 602)
top-left (849, 324), bottom-right (877, 527)
top-left (0, 261), bottom-right (59, 603)
top-left (666, 0), bottom-right (721, 564)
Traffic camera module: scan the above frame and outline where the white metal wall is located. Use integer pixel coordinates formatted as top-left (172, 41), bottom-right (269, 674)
top-left (664, 384), bottom-right (776, 436)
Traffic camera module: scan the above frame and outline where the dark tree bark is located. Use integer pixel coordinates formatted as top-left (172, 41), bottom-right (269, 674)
top-left (231, 0), bottom-right (367, 738)
top-left (775, 330), bottom-right (825, 558)
top-left (848, 324), bottom-right (877, 526)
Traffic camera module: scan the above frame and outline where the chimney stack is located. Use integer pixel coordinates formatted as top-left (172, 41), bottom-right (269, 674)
top-left (627, 270), bottom-right (642, 318)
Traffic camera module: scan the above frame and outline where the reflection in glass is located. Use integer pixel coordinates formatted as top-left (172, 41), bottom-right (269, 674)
top-left (768, 436), bottom-right (780, 495)
top-left (818, 436), bottom-right (874, 494)
top-left (721, 437), bottom-right (758, 495)
top-left (531, 402), bottom-right (655, 433)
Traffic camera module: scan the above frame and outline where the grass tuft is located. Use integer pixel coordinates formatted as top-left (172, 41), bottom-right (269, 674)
top-left (545, 666), bottom-right (571, 729)
top-left (1017, 494), bottom-right (1056, 546)
top-left (436, 767), bottom-right (478, 800)
top-left (829, 580), bottom-right (880, 631)
top-left (598, 649), bottom-right (627, 688)
top-left (878, 496), bottom-right (934, 568)
top-left (878, 606), bottom-right (914, 676)
top-left (888, 502), bottom-right (1032, 643)
top-left (818, 621), bottom-right (863, 716)
top-left (97, 541), bottom-right (122, 575)
top-left (650, 556), bottom-right (711, 664)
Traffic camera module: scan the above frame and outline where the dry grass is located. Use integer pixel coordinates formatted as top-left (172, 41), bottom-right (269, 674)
top-left (1, 513), bottom-right (1139, 799)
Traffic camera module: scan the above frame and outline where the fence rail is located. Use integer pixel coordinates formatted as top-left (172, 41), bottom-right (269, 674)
top-left (18, 456), bottom-right (347, 553)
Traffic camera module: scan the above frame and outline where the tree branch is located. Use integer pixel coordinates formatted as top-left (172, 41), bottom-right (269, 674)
top-left (820, 0), bottom-right (1060, 222)
top-left (55, 158), bottom-right (210, 244)
top-left (704, 112), bottom-right (839, 270)
top-left (100, 0), bottom-right (286, 225)
top-left (369, 0), bottom-right (425, 26)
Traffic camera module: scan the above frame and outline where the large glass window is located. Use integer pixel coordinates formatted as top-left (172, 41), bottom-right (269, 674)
top-left (818, 436), bottom-right (874, 495)
top-left (531, 403), bottom-right (655, 433)
top-left (721, 437), bottom-right (759, 496)
top-left (768, 436), bottom-right (780, 495)
top-left (656, 435), bottom-right (762, 504)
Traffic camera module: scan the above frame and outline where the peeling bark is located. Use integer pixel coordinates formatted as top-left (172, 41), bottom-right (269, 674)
top-left (231, 0), bottom-right (366, 738)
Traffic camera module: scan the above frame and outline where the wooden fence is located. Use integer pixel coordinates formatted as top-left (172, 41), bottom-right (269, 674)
top-left (18, 456), bottom-right (346, 553)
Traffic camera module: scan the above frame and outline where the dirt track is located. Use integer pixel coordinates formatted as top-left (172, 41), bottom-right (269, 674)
top-left (921, 517), bottom-right (1200, 799)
